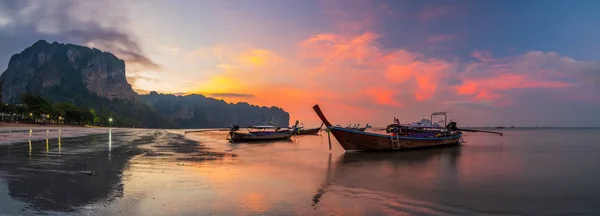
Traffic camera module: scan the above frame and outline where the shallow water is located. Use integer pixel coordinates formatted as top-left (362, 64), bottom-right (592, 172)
top-left (1, 128), bottom-right (600, 215)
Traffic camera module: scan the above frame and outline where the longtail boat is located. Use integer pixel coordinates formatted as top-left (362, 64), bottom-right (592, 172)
top-left (355, 124), bottom-right (369, 132)
top-left (293, 123), bottom-right (324, 135)
top-left (385, 113), bottom-right (503, 136)
top-left (344, 123), bottom-right (369, 132)
top-left (313, 105), bottom-right (463, 151)
top-left (228, 121), bottom-right (299, 143)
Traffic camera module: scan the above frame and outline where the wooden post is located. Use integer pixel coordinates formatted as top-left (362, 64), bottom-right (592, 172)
top-left (327, 127), bottom-right (332, 151)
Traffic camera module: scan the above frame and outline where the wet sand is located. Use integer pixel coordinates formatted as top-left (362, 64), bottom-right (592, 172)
top-left (0, 129), bottom-right (235, 215)
top-left (1, 128), bottom-right (600, 215)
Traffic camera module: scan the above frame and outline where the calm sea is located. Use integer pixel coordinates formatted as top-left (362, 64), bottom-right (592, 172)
top-left (0, 128), bottom-right (599, 215)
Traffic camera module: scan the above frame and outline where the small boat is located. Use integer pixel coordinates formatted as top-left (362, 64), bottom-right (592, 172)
top-left (356, 124), bottom-right (369, 132)
top-left (313, 105), bottom-right (463, 151)
top-left (293, 123), bottom-right (323, 135)
top-left (228, 121), bottom-right (299, 142)
top-left (344, 123), bottom-right (369, 132)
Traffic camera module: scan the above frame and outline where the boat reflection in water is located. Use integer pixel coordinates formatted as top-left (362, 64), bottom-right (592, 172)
top-left (312, 146), bottom-right (465, 215)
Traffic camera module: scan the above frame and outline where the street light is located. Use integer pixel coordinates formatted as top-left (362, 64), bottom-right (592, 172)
top-left (109, 117), bottom-right (113, 127)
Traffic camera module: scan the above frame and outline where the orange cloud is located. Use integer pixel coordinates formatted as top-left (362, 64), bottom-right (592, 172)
top-left (195, 31), bottom-right (461, 124)
top-left (175, 30), bottom-right (588, 126)
top-left (384, 60), bottom-right (451, 101)
top-left (364, 87), bottom-right (404, 107)
top-left (240, 49), bottom-right (279, 66)
top-left (300, 32), bottom-right (381, 66)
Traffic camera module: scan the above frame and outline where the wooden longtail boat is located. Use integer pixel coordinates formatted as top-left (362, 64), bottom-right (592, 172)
top-left (313, 104), bottom-right (462, 151)
top-left (228, 121), bottom-right (299, 142)
top-left (294, 123), bottom-right (324, 135)
top-left (355, 124), bottom-right (369, 132)
top-left (385, 113), bottom-right (503, 136)
top-left (344, 124), bottom-right (369, 132)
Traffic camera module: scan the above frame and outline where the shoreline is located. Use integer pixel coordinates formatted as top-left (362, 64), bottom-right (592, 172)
top-left (0, 122), bottom-right (86, 128)
top-left (0, 122), bottom-right (130, 130)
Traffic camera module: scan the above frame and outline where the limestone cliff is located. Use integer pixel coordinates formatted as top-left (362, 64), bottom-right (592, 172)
top-left (140, 92), bottom-right (291, 128)
top-left (0, 40), bottom-right (290, 128)
top-left (0, 40), bottom-right (135, 103)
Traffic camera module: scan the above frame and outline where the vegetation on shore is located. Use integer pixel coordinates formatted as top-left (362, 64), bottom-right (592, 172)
top-left (0, 93), bottom-right (118, 127)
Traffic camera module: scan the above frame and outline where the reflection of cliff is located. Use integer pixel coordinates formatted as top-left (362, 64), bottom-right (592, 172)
top-left (0, 133), bottom-right (144, 212)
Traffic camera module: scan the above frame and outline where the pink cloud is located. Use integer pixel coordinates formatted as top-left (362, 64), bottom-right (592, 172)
top-left (180, 32), bottom-right (597, 126)
top-left (456, 73), bottom-right (570, 100)
top-left (364, 87), bottom-right (404, 107)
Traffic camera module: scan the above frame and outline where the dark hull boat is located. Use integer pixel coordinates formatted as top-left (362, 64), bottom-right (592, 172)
top-left (293, 123), bottom-right (323, 135)
top-left (228, 121), bottom-right (299, 142)
top-left (313, 104), bottom-right (462, 151)
top-left (229, 130), bottom-right (294, 142)
top-left (344, 124), bottom-right (369, 132)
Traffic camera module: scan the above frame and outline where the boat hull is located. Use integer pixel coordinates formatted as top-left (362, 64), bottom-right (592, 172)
top-left (294, 127), bottom-right (321, 135)
top-left (330, 127), bottom-right (461, 151)
top-left (229, 131), bottom-right (292, 142)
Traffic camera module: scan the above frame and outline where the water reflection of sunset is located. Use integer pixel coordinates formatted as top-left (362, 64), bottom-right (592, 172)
top-left (241, 192), bottom-right (269, 213)
top-left (74, 129), bottom-right (600, 215)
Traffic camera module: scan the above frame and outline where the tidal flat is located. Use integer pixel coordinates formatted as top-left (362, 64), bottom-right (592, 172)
top-left (1, 128), bottom-right (600, 215)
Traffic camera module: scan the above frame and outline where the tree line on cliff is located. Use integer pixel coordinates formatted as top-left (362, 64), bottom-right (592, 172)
top-left (0, 93), bottom-right (143, 127)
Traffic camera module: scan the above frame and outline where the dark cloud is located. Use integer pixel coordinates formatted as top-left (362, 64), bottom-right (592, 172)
top-left (576, 63), bottom-right (600, 87)
top-left (0, 0), bottom-right (159, 72)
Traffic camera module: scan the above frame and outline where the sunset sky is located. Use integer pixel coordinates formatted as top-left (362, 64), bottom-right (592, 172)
top-left (1, 0), bottom-right (599, 127)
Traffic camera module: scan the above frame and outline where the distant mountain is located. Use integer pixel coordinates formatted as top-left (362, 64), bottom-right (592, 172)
top-left (141, 92), bottom-right (290, 128)
top-left (0, 40), bottom-right (290, 128)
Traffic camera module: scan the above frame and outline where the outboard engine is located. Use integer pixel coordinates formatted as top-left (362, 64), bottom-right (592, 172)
top-left (385, 124), bottom-right (402, 134)
top-left (231, 125), bottom-right (240, 131)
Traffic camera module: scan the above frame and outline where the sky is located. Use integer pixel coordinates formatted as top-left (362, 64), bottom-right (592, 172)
top-left (1, 0), bottom-right (599, 127)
